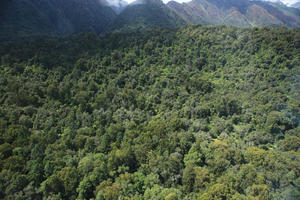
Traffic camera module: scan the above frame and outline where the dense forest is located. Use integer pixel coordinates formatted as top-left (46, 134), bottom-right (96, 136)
top-left (0, 25), bottom-right (300, 200)
top-left (1, 0), bottom-right (300, 42)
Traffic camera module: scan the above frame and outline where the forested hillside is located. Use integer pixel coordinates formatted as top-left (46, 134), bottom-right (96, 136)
top-left (108, 0), bottom-right (186, 32)
top-left (1, 0), bottom-right (300, 42)
top-left (0, 25), bottom-right (299, 199)
top-left (0, 0), bottom-right (117, 41)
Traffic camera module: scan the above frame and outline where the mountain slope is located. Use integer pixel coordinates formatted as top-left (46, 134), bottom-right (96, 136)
top-left (253, 1), bottom-right (300, 27)
top-left (0, 0), bottom-right (117, 41)
top-left (167, 0), bottom-right (300, 27)
top-left (108, 0), bottom-right (186, 32)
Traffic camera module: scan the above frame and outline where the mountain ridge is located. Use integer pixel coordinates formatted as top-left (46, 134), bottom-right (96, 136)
top-left (1, 0), bottom-right (300, 41)
top-left (107, 0), bottom-right (186, 32)
top-left (0, 0), bottom-right (117, 41)
top-left (291, 2), bottom-right (300, 8)
top-left (167, 0), bottom-right (300, 27)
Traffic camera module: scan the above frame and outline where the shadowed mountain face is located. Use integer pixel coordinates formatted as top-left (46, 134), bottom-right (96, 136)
top-left (167, 0), bottom-right (300, 27)
top-left (1, 0), bottom-right (300, 41)
top-left (108, 0), bottom-right (187, 32)
top-left (0, 0), bottom-right (117, 41)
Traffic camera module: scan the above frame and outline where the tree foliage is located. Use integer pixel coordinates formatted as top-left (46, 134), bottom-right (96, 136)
top-left (0, 25), bottom-right (299, 199)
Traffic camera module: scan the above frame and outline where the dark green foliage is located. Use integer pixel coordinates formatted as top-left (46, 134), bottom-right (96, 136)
top-left (0, 0), bottom-right (117, 41)
top-left (0, 25), bottom-right (299, 199)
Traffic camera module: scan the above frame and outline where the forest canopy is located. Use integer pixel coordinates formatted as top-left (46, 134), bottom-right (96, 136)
top-left (0, 25), bottom-right (299, 199)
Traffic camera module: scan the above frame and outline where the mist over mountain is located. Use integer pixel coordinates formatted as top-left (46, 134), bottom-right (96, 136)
top-left (101, 0), bottom-right (128, 13)
top-left (259, 0), bottom-right (300, 6)
top-left (0, 0), bottom-right (300, 41)
top-left (108, 0), bottom-right (186, 32)
top-left (291, 1), bottom-right (300, 8)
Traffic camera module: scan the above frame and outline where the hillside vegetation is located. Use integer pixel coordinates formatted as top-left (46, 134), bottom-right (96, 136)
top-left (168, 0), bottom-right (300, 28)
top-left (108, 0), bottom-right (186, 33)
top-left (1, 0), bottom-right (300, 42)
top-left (0, 25), bottom-right (299, 199)
top-left (0, 0), bottom-right (116, 41)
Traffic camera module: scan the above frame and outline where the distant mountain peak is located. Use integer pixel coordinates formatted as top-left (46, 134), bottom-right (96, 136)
top-left (168, 0), bottom-right (300, 27)
top-left (130, 0), bottom-right (164, 5)
top-left (108, 0), bottom-right (186, 32)
top-left (290, 2), bottom-right (300, 8)
top-left (252, 0), bottom-right (285, 6)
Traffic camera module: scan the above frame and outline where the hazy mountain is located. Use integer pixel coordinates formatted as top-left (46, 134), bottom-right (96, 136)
top-left (167, 0), bottom-right (300, 27)
top-left (1, 0), bottom-right (300, 41)
top-left (291, 2), bottom-right (300, 8)
top-left (101, 0), bottom-right (128, 14)
top-left (108, 0), bottom-right (187, 32)
top-left (254, 0), bottom-right (285, 6)
top-left (0, 0), bottom-right (117, 41)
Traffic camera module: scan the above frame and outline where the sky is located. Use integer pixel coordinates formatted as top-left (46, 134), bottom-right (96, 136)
top-left (267, 0), bottom-right (299, 5)
top-left (125, 0), bottom-right (191, 3)
top-left (124, 0), bottom-right (300, 6)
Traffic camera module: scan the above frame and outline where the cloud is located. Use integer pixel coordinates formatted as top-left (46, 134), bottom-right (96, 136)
top-left (124, 0), bottom-right (299, 5)
top-left (272, 0), bottom-right (299, 5)
top-left (103, 0), bottom-right (128, 7)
